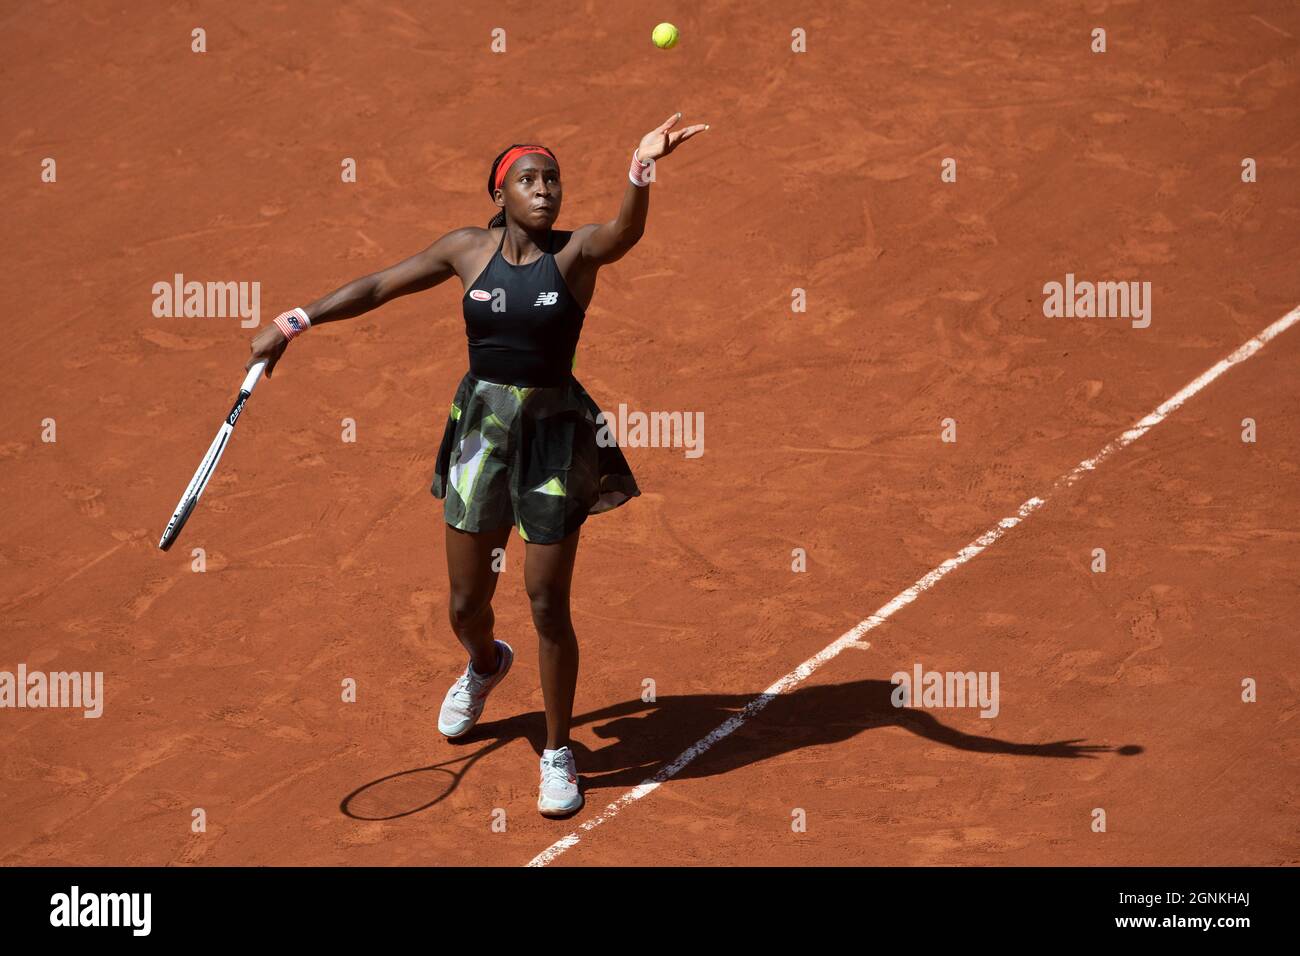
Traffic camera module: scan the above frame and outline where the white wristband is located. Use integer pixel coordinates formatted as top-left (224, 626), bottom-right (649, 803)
top-left (629, 149), bottom-right (653, 187)
top-left (273, 307), bottom-right (311, 341)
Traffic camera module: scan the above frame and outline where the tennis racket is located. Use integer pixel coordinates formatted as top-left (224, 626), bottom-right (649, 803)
top-left (157, 361), bottom-right (267, 551)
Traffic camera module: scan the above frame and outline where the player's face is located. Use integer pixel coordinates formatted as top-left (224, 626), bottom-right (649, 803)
top-left (500, 156), bottom-right (561, 227)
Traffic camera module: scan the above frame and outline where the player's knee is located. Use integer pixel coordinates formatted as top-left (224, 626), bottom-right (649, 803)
top-left (448, 592), bottom-right (488, 631)
top-left (527, 588), bottom-right (569, 636)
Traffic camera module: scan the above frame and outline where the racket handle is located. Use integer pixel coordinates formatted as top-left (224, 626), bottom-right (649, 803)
top-left (240, 361), bottom-right (267, 394)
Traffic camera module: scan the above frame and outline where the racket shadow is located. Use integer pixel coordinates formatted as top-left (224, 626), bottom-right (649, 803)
top-left (340, 712), bottom-right (539, 820)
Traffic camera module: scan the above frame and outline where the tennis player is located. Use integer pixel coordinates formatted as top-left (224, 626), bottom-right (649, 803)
top-left (247, 113), bottom-right (708, 817)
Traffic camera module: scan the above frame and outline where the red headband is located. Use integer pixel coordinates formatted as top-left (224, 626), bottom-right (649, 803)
top-left (493, 146), bottom-right (555, 193)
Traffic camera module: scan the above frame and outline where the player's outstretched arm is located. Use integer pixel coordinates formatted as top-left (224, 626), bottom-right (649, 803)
top-left (578, 112), bottom-right (708, 267)
top-left (246, 227), bottom-right (484, 376)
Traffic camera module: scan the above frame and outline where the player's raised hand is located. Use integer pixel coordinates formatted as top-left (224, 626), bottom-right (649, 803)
top-left (637, 112), bottom-right (709, 163)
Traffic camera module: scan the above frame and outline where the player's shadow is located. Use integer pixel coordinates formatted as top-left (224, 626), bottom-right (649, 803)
top-left (568, 679), bottom-right (1142, 791)
top-left (340, 679), bottom-right (1142, 819)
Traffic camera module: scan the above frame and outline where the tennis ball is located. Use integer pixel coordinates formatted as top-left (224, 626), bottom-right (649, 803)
top-left (652, 22), bottom-right (679, 49)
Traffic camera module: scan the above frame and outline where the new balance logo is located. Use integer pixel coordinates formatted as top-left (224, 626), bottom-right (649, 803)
top-left (534, 292), bottom-right (558, 306)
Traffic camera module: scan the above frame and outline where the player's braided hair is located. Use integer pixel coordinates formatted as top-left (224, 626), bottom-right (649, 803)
top-left (486, 144), bottom-right (556, 228)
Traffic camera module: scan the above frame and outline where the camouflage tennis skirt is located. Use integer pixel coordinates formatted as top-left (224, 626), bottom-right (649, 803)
top-left (430, 371), bottom-right (640, 544)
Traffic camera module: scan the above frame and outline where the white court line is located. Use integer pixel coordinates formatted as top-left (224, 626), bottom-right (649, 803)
top-left (527, 305), bottom-right (1300, 868)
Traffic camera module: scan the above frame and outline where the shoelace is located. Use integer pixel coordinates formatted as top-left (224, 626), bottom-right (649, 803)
top-left (450, 668), bottom-right (489, 708)
top-left (542, 751), bottom-right (575, 787)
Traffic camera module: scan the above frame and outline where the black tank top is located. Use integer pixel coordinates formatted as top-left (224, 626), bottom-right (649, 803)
top-left (462, 229), bottom-right (585, 387)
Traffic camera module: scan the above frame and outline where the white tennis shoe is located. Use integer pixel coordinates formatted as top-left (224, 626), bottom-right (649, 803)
top-left (538, 746), bottom-right (583, 817)
top-left (437, 640), bottom-right (513, 738)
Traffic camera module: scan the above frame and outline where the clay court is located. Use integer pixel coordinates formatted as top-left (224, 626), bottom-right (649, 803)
top-left (3, 0), bottom-right (1297, 867)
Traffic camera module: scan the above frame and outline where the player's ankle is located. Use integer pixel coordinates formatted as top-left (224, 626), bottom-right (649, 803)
top-left (470, 645), bottom-right (501, 678)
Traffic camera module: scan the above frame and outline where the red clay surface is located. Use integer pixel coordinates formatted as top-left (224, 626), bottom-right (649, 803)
top-left (2, 1), bottom-right (1298, 866)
